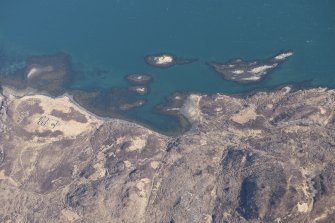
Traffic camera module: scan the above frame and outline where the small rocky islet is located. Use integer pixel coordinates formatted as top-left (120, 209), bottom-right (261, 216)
top-left (146, 51), bottom-right (294, 84)
top-left (208, 51), bottom-right (294, 83)
top-left (144, 53), bottom-right (197, 68)
top-left (125, 74), bottom-right (152, 85)
top-left (128, 86), bottom-right (148, 96)
top-left (125, 73), bottom-right (153, 96)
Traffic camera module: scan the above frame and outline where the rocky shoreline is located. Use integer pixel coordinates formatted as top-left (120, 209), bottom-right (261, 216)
top-left (1, 84), bottom-right (335, 222)
top-left (1, 50), bottom-right (335, 222)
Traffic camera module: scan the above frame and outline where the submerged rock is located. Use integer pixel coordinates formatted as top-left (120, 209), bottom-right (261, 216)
top-left (25, 53), bottom-right (73, 95)
top-left (119, 99), bottom-right (146, 111)
top-left (0, 52), bottom-right (73, 96)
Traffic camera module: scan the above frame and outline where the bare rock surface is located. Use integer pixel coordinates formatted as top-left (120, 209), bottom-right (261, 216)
top-left (208, 51), bottom-right (293, 83)
top-left (145, 53), bottom-right (197, 68)
top-left (1, 85), bottom-right (335, 223)
top-left (125, 74), bottom-right (153, 85)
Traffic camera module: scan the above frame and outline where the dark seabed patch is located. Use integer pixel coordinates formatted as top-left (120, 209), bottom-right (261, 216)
top-left (0, 52), bottom-right (73, 96)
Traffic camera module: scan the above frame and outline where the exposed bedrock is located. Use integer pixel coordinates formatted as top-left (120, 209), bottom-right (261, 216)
top-left (145, 53), bottom-right (197, 68)
top-left (0, 85), bottom-right (335, 222)
top-left (208, 51), bottom-right (294, 84)
top-left (125, 74), bottom-right (153, 85)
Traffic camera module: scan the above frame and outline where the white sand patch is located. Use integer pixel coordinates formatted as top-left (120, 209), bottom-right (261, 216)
top-left (214, 107), bottom-right (223, 112)
top-left (232, 70), bottom-right (244, 74)
top-left (297, 202), bottom-right (309, 213)
top-left (124, 160), bottom-right (132, 168)
top-left (250, 64), bottom-right (277, 75)
top-left (0, 170), bottom-right (19, 187)
top-left (90, 152), bottom-right (107, 180)
top-left (27, 68), bottom-right (38, 79)
top-left (121, 178), bottom-right (151, 221)
top-left (282, 86), bottom-right (292, 94)
top-left (91, 162), bottom-right (107, 180)
top-left (128, 137), bottom-right (147, 151)
top-left (180, 94), bottom-right (202, 123)
top-left (134, 87), bottom-right (146, 93)
top-left (165, 108), bottom-right (180, 111)
top-left (241, 76), bottom-right (261, 81)
top-left (319, 107), bottom-right (327, 115)
top-left (274, 51), bottom-right (293, 60)
top-left (150, 161), bottom-right (160, 169)
top-left (27, 66), bottom-right (53, 79)
top-left (200, 139), bottom-right (207, 146)
top-left (154, 55), bottom-right (173, 64)
top-left (136, 178), bottom-right (151, 196)
top-left (266, 104), bottom-right (274, 109)
top-left (61, 209), bottom-right (80, 222)
top-left (11, 95), bottom-right (103, 140)
top-left (231, 107), bottom-right (257, 124)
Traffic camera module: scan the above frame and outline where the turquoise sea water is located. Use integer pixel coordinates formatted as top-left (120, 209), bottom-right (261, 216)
top-left (0, 0), bottom-right (335, 133)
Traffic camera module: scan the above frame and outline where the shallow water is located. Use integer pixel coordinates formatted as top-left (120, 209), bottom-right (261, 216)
top-left (1, 0), bottom-right (334, 133)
